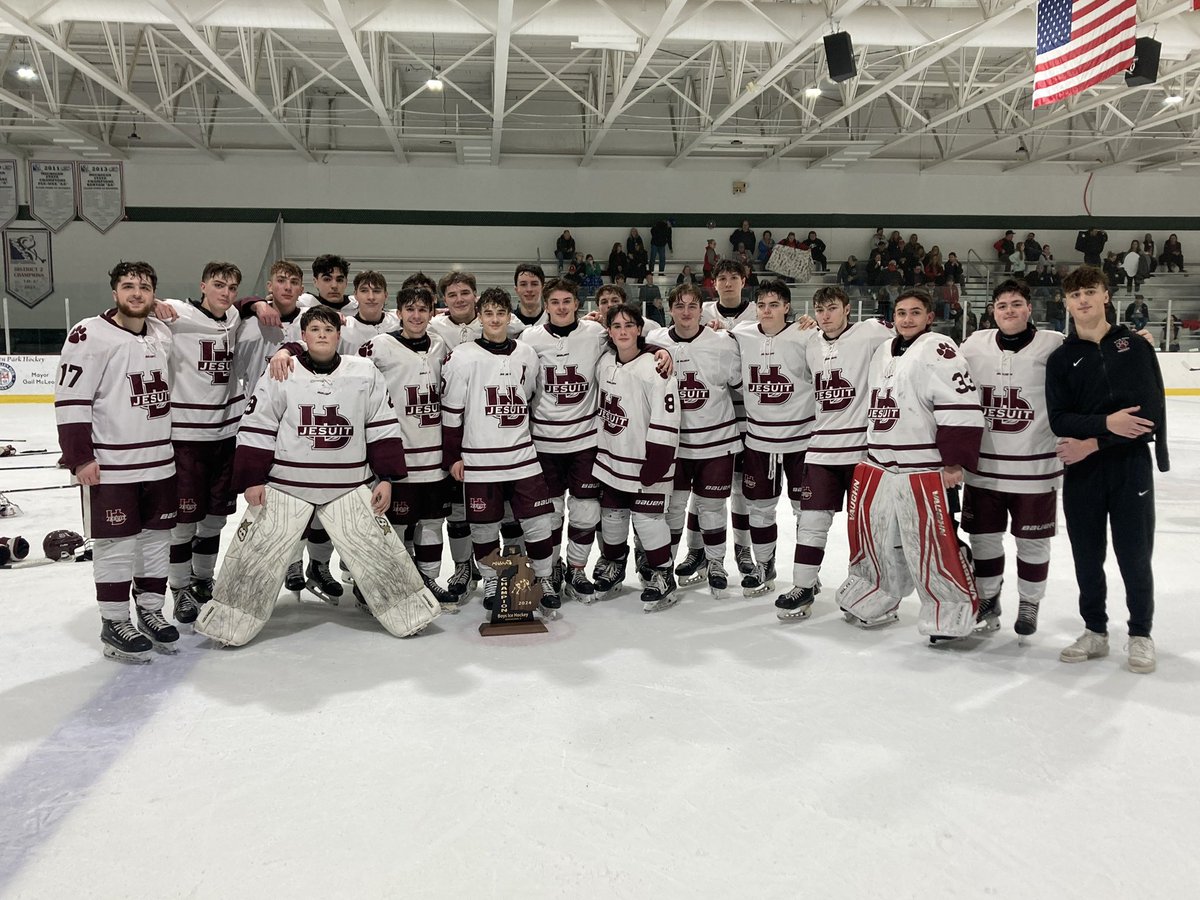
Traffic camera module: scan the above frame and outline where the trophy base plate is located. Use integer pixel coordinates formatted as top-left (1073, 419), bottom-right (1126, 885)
top-left (479, 620), bottom-right (550, 637)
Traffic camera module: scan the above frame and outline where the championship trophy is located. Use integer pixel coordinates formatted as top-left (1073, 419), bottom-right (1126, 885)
top-left (478, 546), bottom-right (549, 636)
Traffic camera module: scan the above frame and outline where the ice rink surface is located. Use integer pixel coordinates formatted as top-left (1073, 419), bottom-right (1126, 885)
top-left (2, 401), bottom-right (1198, 899)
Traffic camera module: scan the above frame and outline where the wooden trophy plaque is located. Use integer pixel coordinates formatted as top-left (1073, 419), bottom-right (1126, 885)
top-left (478, 546), bottom-right (549, 636)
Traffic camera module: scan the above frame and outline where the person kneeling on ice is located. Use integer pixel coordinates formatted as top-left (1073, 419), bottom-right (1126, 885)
top-left (834, 288), bottom-right (985, 644)
top-left (196, 306), bottom-right (440, 646)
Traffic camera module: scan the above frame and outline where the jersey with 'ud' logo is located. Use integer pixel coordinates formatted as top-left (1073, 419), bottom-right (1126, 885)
top-left (162, 299), bottom-right (244, 442)
top-left (731, 320), bottom-right (816, 453)
top-left (656, 326), bottom-right (742, 460)
top-left (806, 318), bottom-right (894, 467)
top-left (522, 318), bottom-right (607, 454)
top-left (594, 349), bottom-right (680, 493)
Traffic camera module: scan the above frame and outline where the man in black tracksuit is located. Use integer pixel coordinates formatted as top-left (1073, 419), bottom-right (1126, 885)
top-left (1047, 265), bottom-right (1169, 674)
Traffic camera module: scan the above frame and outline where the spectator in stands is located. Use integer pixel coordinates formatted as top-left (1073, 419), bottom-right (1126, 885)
top-left (702, 238), bottom-right (720, 278)
top-left (555, 229), bottom-right (576, 273)
top-left (1165, 313), bottom-right (1181, 351)
top-left (1141, 233), bottom-right (1157, 275)
top-left (607, 242), bottom-right (628, 280)
top-left (866, 249), bottom-right (885, 286)
top-left (994, 229), bottom-right (1016, 272)
top-left (1160, 233), bottom-right (1185, 273)
top-left (964, 305), bottom-right (979, 337)
top-left (837, 255), bottom-right (865, 288)
top-left (1023, 232), bottom-right (1042, 270)
top-left (870, 227), bottom-right (887, 254)
top-left (628, 244), bottom-right (650, 284)
top-left (802, 231), bottom-right (828, 271)
top-left (1046, 291), bottom-right (1066, 334)
top-left (729, 220), bottom-right (755, 256)
top-left (1122, 240), bottom-right (1146, 294)
top-left (1078, 227), bottom-right (1108, 266)
top-left (757, 230), bottom-right (775, 267)
top-left (734, 243), bottom-right (756, 282)
top-left (649, 218), bottom-right (672, 276)
top-left (1125, 294), bottom-right (1150, 330)
top-left (778, 231), bottom-right (799, 249)
top-left (902, 233), bottom-right (924, 266)
top-left (886, 230), bottom-right (905, 262)
top-left (944, 251), bottom-right (964, 287)
top-left (901, 254), bottom-right (922, 287)
top-left (1038, 244), bottom-right (1056, 285)
top-left (1102, 252), bottom-right (1122, 288)
top-left (878, 260), bottom-right (904, 319)
top-left (626, 227), bottom-right (645, 259)
top-left (979, 301), bottom-right (996, 331)
top-left (676, 264), bottom-right (697, 286)
top-left (582, 254), bottom-right (604, 295)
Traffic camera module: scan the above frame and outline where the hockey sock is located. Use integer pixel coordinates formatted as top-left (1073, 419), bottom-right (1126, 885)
top-left (631, 512), bottom-right (672, 569)
top-left (695, 496), bottom-right (728, 563)
top-left (447, 513), bottom-right (472, 564)
top-left (191, 514), bottom-right (226, 580)
top-left (168, 521), bottom-right (197, 589)
top-left (667, 490), bottom-right (690, 559)
top-left (686, 502), bottom-right (703, 552)
top-left (414, 517), bottom-right (445, 580)
top-left (519, 513), bottom-right (555, 578)
top-left (730, 481), bottom-right (750, 548)
top-left (565, 495), bottom-right (599, 568)
top-left (93, 536), bottom-right (136, 620)
top-left (132, 528), bottom-right (170, 612)
top-left (794, 507), bottom-right (833, 588)
top-left (470, 522), bottom-right (501, 576)
top-left (747, 497), bottom-right (779, 566)
top-left (600, 508), bottom-right (631, 559)
top-left (970, 532), bottom-right (1005, 598)
top-left (306, 524), bottom-right (333, 564)
top-left (1015, 537), bottom-right (1051, 603)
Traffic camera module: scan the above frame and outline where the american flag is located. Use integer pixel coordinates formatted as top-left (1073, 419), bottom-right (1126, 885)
top-left (1033, 0), bottom-right (1137, 108)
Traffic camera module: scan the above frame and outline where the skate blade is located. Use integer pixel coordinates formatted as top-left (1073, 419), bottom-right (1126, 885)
top-left (677, 572), bottom-right (708, 587)
top-left (842, 610), bottom-right (899, 629)
top-left (303, 582), bottom-right (342, 606)
top-left (710, 587), bottom-right (727, 600)
top-left (929, 633), bottom-right (985, 648)
top-left (776, 606), bottom-right (813, 621)
top-left (438, 602), bottom-right (462, 615)
top-left (973, 617), bottom-right (1001, 635)
top-left (148, 640), bottom-right (180, 655)
top-left (742, 580), bottom-right (775, 598)
top-left (563, 587), bottom-right (595, 605)
top-left (102, 645), bottom-right (153, 664)
top-left (643, 596), bottom-right (679, 613)
top-left (596, 585), bottom-right (623, 601)
top-left (539, 605), bottom-right (562, 620)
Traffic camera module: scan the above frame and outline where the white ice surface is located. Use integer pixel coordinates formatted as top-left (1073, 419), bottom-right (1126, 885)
top-left (1, 402), bottom-right (1199, 899)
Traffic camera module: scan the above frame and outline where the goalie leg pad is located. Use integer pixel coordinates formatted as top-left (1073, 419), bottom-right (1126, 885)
top-left (197, 489), bottom-right (310, 646)
top-left (836, 464), bottom-right (909, 622)
top-left (318, 486), bottom-right (441, 637)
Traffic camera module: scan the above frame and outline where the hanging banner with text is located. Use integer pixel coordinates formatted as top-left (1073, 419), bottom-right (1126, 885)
top-left (76, 162), bottom-right (125, 233)
top-left (0, 160), bottom-right (17, 230)
top-left (28, 161), bottom-right (77, 232)
top-left (3, 227), bottom-right (54, 308)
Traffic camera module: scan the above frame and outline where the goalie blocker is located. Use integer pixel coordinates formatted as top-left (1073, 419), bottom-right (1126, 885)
top-left (197, 485), bottom-right (440, 646)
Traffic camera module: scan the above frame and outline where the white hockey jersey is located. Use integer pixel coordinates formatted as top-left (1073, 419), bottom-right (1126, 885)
top-left (865, 331), bottom-right (984, 474)
top-left (522, 319), bottom-right (606, 454)
top-left (655, 327), bottom-right (742, 459)
top-left (427, 312), bottom-right (482, 351)
top-left (162, 299), bottom-right (243, 442)
top-left (961, 328), bottom-right (1064, 494)
top-left (359, 331), bottom-right (446, 484)
top-left (297, 291), bottom-right (358, 318)
top-left (595, 349), bottom-right (681, 492)
top-left (805, 318), bottom-right (894, 467)
top-left (234, 308), bottom-right (304, 400)
top-left (236, 354), bottom-right (402, 505)
top-left (731, 321), bottom-right (816, 454)
top-left (55, 310), bottom-right (176, 484)
top-left (340, 311), bottom-right (400, 357)
top-left (440, 339), bottom-right (542, 483)
top-left (700, 299), bottom-right (757, 329)
top-left (509, 307), bottom-right (549, 337)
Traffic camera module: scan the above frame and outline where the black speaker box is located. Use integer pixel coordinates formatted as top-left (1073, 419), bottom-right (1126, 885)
top-left (824, 32), bottom-right (856, 83)
top-left (1125, 37), bottom-right (1161, 87)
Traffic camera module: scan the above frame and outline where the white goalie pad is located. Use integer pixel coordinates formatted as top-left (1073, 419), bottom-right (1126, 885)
top-left (836, 464), bottom-right (912, 621)
top-left (198, 489), bottom-right (311, 647)
top-left (319, 485), bottom-right (441, 637)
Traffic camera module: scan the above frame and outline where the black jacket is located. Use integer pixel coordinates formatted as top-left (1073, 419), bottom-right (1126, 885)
top-left (650, 220), bottom-right (672, 249)
top-left (1046, 324), bottom-right (1169, 472)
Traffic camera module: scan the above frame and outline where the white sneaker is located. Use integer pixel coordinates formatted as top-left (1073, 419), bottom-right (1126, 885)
top-left (1059, 629), bottom-right (1109, 663)
top-left (1127, 636), bottom-right (1156, 674)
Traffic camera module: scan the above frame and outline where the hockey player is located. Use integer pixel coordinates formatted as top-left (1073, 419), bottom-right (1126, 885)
top-left (585, 284), bottom-right (664, 338)
top-left (656, 284), bottom-right (741, 598)
top-left (780, 286), bottom-right (892, 620)
top-left (701, 259), bottom-right (757, 330)
top-left (835, 288), bottom-right (984, 642)
top-left (56, 261), bottom-right (180, 661)
top-left (297, 253), bottom-right (358, 317)
top-left (197, 305), bottom-right (439, 645)
top-left (729, 280), bottom-right (817, 599)
top-left (510, 263), bottom-right (549, 336)
top-left (592, 303), bottom-right (682, 611)
top-left (234, 260), bottom-right (305, 399)
top-left (155, 262), bottom-right (244, 625)
top-left (339, 270), bottom-right (398, 356)
top-left (960, 279), bottom-right (1064, 637)
top-left (440, 288), bottom-right (560, 613)
top-left (1048, 265), bottom-right (1169, 674)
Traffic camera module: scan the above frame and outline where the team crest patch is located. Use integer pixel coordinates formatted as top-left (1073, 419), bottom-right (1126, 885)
top-left (744, 475), bottom-right (757, 490)
top-left (1114, 337), bottom-right (1131, 352)
top-left (936, 343), bottom-right (957, 359)
top-left (180, 498), bottom-right (198, 513)
top-left (800, 486), bottom-right (813, 501)
top-left (105, 508), bottom-right (128, 526)
top-left (469, 496), bottom-right (488, 513)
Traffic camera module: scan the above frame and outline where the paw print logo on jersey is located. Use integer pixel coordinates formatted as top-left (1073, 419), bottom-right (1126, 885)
top-left (867, 387), bottom-right (899, 431)
top-left (484, 386), bottom-right (526, 427)
top-left (935, 343), bottom-right (957, 360)
top-left (598, 390), bottom-right (629, 435)
top-left (298, 404), bottom-right (353, 450)
top-left (677, 372), bottom-right (710, 411)
top-left (127, 370), bottom-right (171, 419)
top-left (814, 368), bottom-right (855, 412)
top-left (746, 364), bottom-right (794, 404)
top-left (359, 342), bottom-right (374, 358)
top-left (980, 386), bottom-right (1034, 433)
top-left (198, 340), bottom-right (233, 385)
top-left (68, 325), bottom-right (87, 344)
top-left (404, 385), bottom-right (440, 427)
top-left (543, 365), bottom-right (589, 406)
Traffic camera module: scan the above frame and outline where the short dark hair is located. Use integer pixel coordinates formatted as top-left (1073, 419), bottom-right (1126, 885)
top-left (604, 302), bottom-right (644, 330)
top-left (596, 284), bottom-right (627, 304)
top-left (713, 258), bottom-right (748, 280)
top-left (514, 263), bottom-right (546, 286)
top-left (668, 284), bottom-right (705, 308)
top-left (109, 260), bottom-right (157, 290)
top-left (301, 305), bottom-right (342, 331)
top-left (201, 261), bottom-right (242, 285)
top-left (1062, 265), bottom-right (1109, 295)
top-left (812, 285), bottom-right (849, 307)
top-left (402, 271), bottom-right (438, 294)
top-left (312, 254), bottom-right (349, 279)
top-left (396, 286), bottom-right (435, 311)
top-left (992, 278), bottom-right (1031, 303)
top-left (895, 287), bottom-right (934, 312)
top-left (755, 280), bottom-right (791, 304)
top-left (477, 287), bottom-right (513, 314)
top-left (353, 270), bottom-right (388, 292)
top-left (542, 276), bottom-right (578, 302)
top-left (438, 271), bottom-right (477, 296)
top-left (269, 260), bottom-right (303, 281)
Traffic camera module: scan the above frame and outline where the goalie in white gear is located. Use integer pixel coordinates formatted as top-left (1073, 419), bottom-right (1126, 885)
top-left (835, 288), bottom-right (984, 642)
top-left (196, 305), bottom-right (439, 646)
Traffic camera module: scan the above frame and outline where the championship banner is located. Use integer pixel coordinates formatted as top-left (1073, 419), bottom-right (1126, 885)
top-left (3, 227), bottom-right (54, 308)
top-left (0, 160), bottom-right (17, 229)
top-left (77, 162), bottom-right (125, 233)
top-left (28, 161), bottom-right (76, 232)
top-left (0, 354), bottom-right (58, 402)
top-left (766, 244), bottom-right (814, 281)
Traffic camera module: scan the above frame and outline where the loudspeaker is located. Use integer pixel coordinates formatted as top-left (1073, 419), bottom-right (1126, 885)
top-left (824, 32), bottom-right (856, 83)
top-left (1125, 37), bottom-right (1161, 87)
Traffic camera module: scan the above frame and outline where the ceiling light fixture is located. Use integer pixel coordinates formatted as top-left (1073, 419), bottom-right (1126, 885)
top-left (426, 34), bottom-right (444, 92)
top-left (805, 87), bottom-right (822, 99)
top-left (16, 64), bottom-right (36, 81)
top-left (1163, 95), bottom-right (1184, 105)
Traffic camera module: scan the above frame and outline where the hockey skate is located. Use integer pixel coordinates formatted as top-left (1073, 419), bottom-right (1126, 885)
top-left (734, 544), bottom-right (754, 576)
top-left (448, 559), bottom-right (480, 599)
top-left (842, 609), bottom-right (900, 629)
top-left (353, 585), bottom-right (373, 615)
top-left (675, 549), bottom-right (708, 587)
top-left (101, 619), bottom-right (153, 664)
top-left (136, 606), bottom-right (180, 654)
top-left (192, 577), bottom-right (214, 606)
top-left (641, 567), bottom-right (679, 613)
top-left (776, 581), bottom-right (821, 621)
top-left (563, 566), bottom-right (596, 604)
top-left (551, 558), bottom-right (565, 594)
top-left (741, 557), bottom-right (776, 598)
top-left (284, 560), bottom-right (305, 593)
top-left (592, 555), bottom-right (627, 600)
top-left (422, 573), bottom-right (459, 614)
top-left (634, 545), bottom-right (652, 588)
top-left (707, 560), bottom-right (729, 598)
top-left (339, 559), bottom-right (355, 585)
top-left (974, 594), bottom-right (1002, 634)
top-left (538, 576), bottom-right (562, 619)
top-left (173, 584), bottom-right (201, 625)
top-left (482, 577), bottom-right (499, 611)
top-left (1014, 598), bottom-right (1039, 637)
top-left (305, 560), bottom-right (344, 605)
